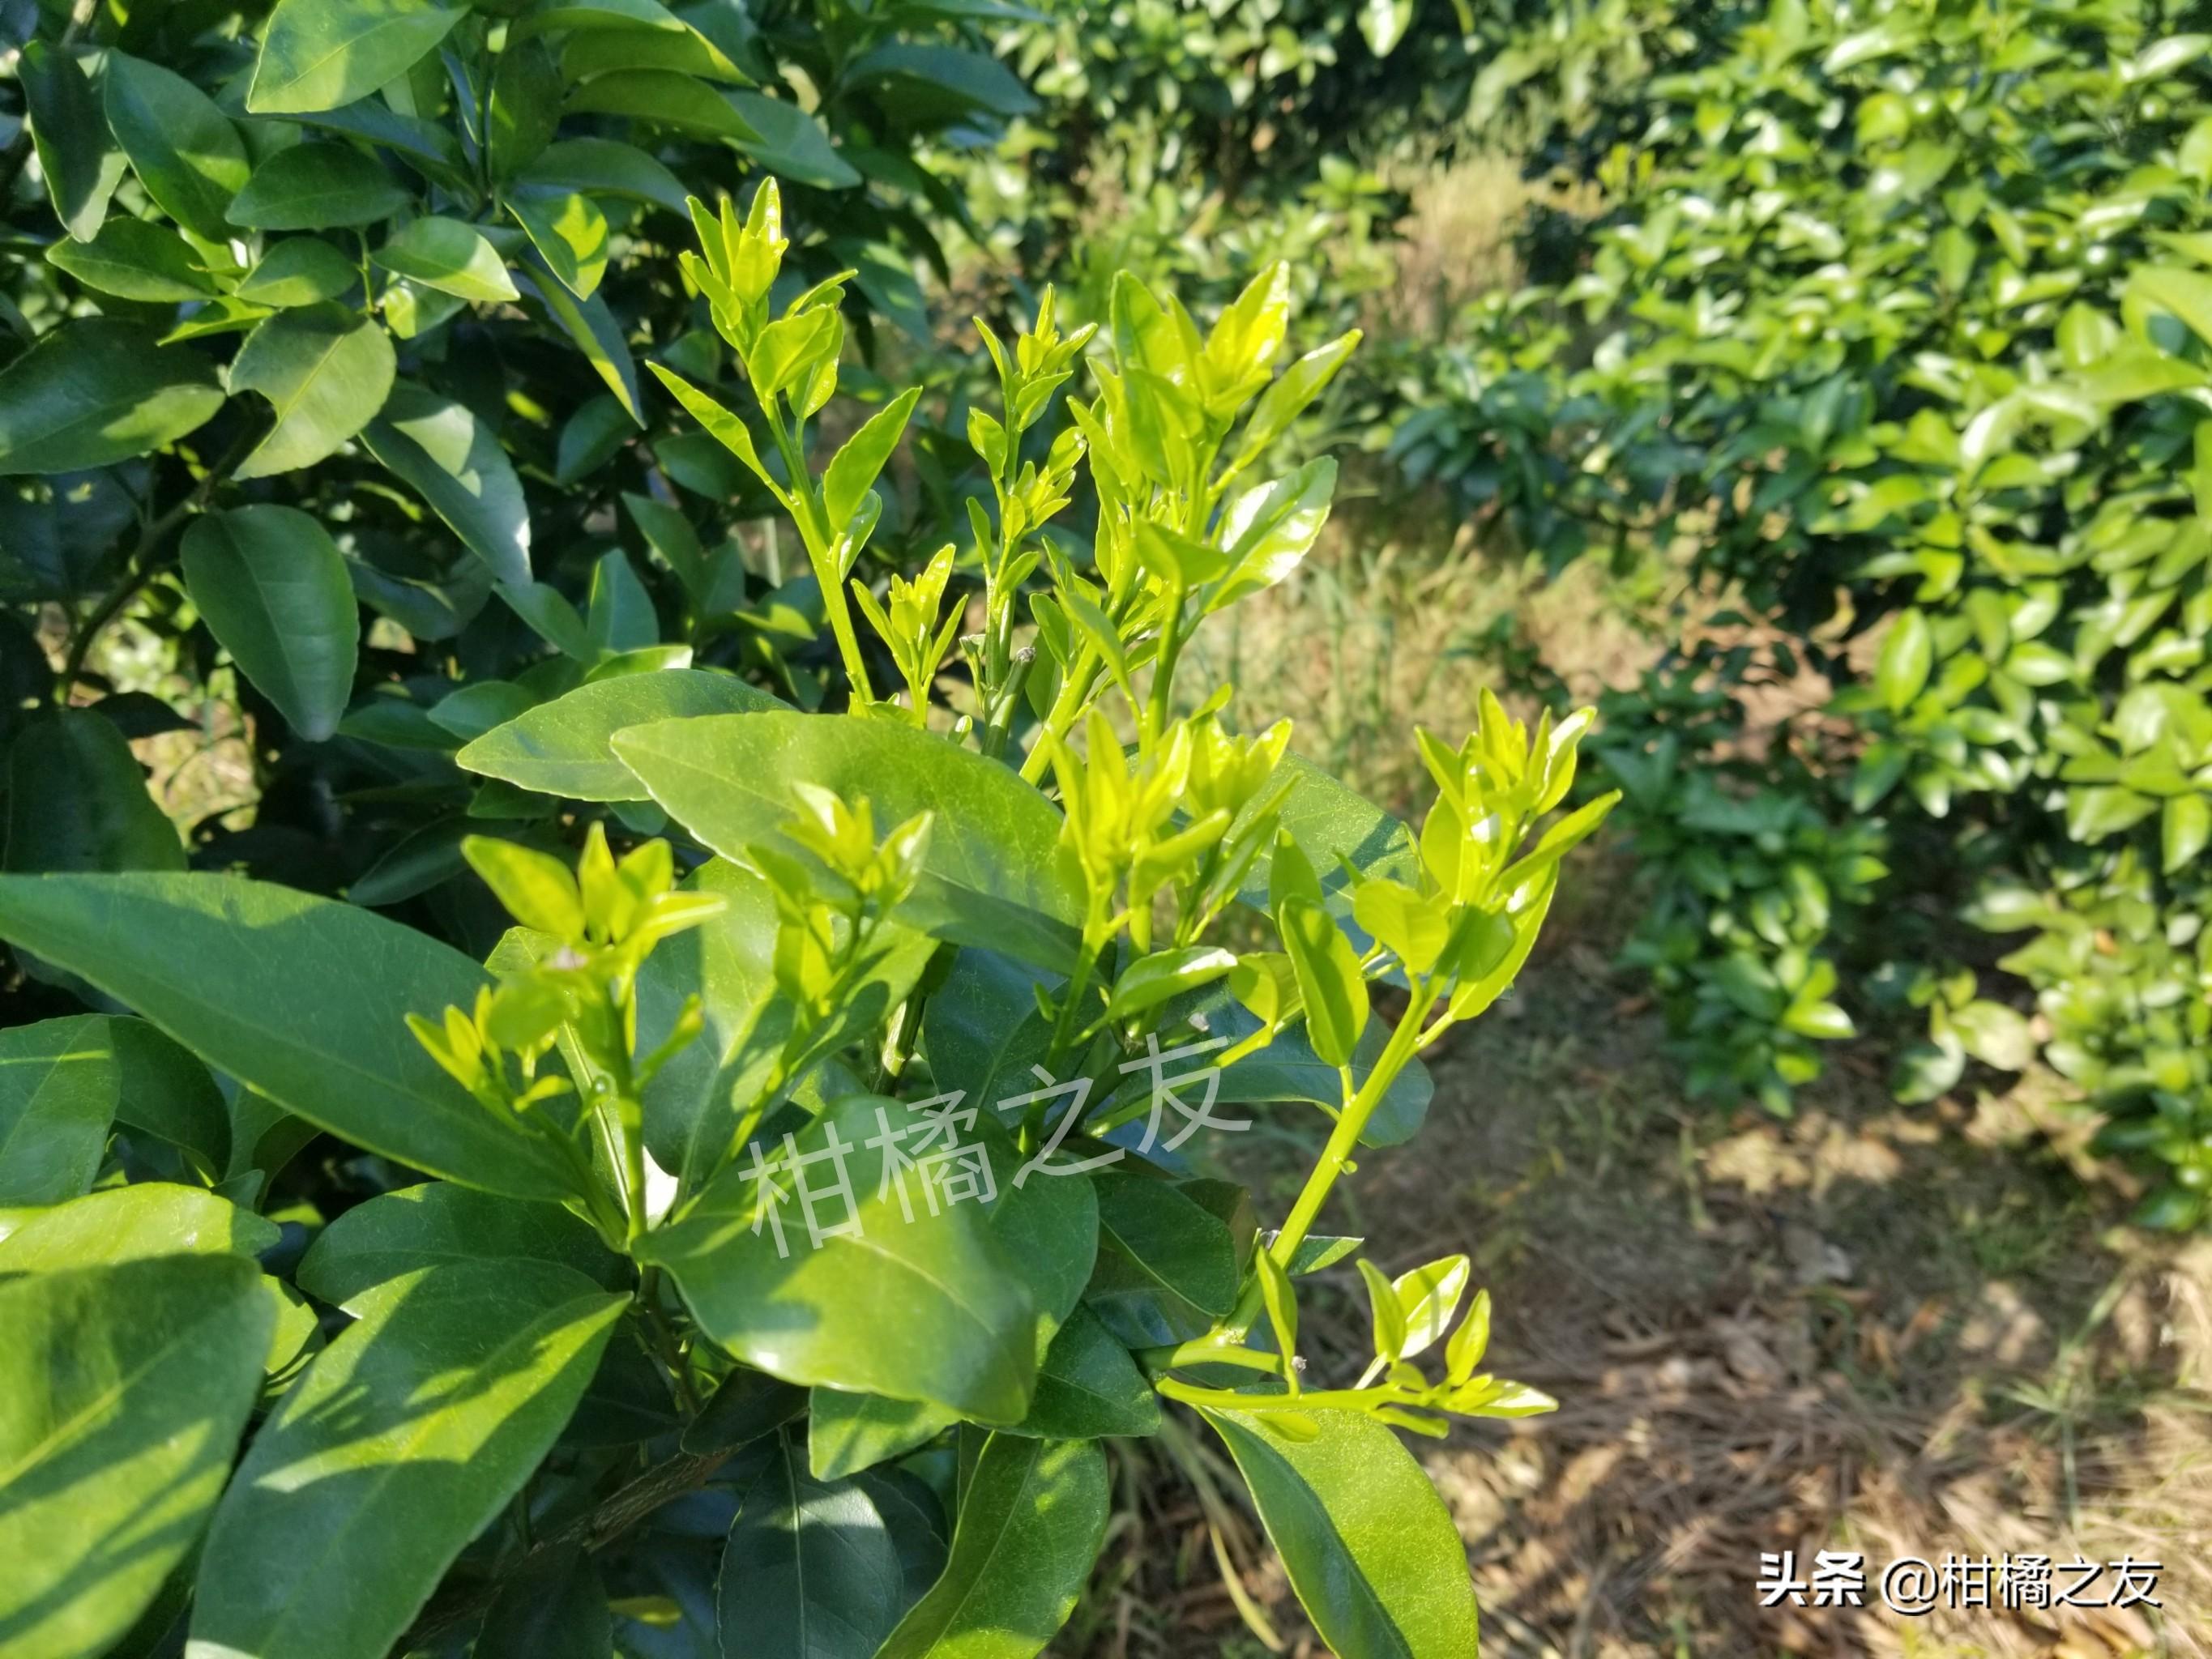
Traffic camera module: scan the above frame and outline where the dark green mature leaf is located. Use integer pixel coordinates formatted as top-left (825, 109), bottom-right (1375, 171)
top-left (248, 0), bottom-right (464, 114)
top-left (682, 1366), bottom-right (809, 1453)
top-left (489, 37), bottom-right (564, 182)
top-left (0, 1256), bottom-right (271, 1659)
top-left (361, 382), bottom-right (532, 585)
top-left (848, 44), bottom-right (1038, 122)
top-left (1011, 1303), bottom-right (1159, 1438)
top-left (0, 319), bottom-right (223, 476)
top-left (100, 1017), bottom-right (233, 1175)
top-left (478, 1548), bottom-right (614, 1659)
top-left (297, 1182), bottom-right (626, 1311)
top-left (0, 1016), bottom-right (121, 1205)
top-left (20, 41), bottom-right (124, 241)
top-left (103, 53), bottom-right (251, 241)
top-left (613, 712), bottom-right (1085, 970)
top-left (854, 1469), bottom-right (950, 1605)
top-left (1236, 755), bottom-right (1420, 916)
top-left (564, 70), bottom-right (762, 141)
top-left (513, 190), bottom-right (611, 300)
top-left (1084, 1171), bottom-right (1239, 1348)
top-left (730, 92), bottom-right (862, 189)
top-left (181, 505), bottom-right (361, 741)
top-left (457, 670), bottom-right (782, 800)
top-left (228, 142), bottom-right (413, 228)
top-left (236, 237), bottom-right (361, 307)
top-left (807, 1139), bottom-right (1096, 1480)
top-left (0, 872), bottom-right (579, 1201)
top-left (1172, 982), bottom-right (1431, 1145)
top-left (1198, 1406), bottom-right (1480, 1659)
top-left (717, 1434), bottom-right (911, 1659)
top-left (807, 1388), bottom-right (955, 1483)
top-left (189, 1260), bottom-right (625, 1659)
top-left (637, 1093), bottom-right (1037, 1423)
top-left (4, 709), bottom-right (184, 874)
top-left (0, 1182), bottom-right (279, 1269)
top-left (375, 216), bottom-right (519, 301)
top-left (522, 261), bottom-right (644, 423)
top-left (47, 220), bottom-right (219, 303)
top-left (920, 948), bottom-right (1054, 1110)
top-left (520, 138), bottom-right (690, 215)
top-left (228, 305), bottom-right (398, 479)
top-left (873, 1435), bottom-right (1107, 1659)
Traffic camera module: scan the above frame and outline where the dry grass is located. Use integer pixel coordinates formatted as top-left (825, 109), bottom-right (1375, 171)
top-left (1070, 856), bottom-right (2211, 1659)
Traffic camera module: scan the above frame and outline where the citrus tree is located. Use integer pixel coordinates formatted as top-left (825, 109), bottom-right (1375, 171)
top-left (1408, 0), bottom-right (2212, 1220)
top-left (0, 0), bottom-right (1618, 1633)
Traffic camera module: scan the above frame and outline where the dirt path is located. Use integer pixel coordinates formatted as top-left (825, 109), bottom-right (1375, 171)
top-left (1078, 855), bottom-right (2211, 1659)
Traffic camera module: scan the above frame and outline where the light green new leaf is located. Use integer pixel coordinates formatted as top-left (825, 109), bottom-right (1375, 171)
top-left (0, 318), bottom-right (223, 476)
top-left (824, 386), bottom-right (921, 531)
top-left (0, 872), bottom-right (579, 1201)
top-left (102, 53), bottom-right (250, 241)
top-left (227, 143), bottom-right (413, 228)
top-left (297, 1182), bottom-right (626, 1312)
top-left (1391, 1254), bottom-right (1470, 1360)
top-left (873, 1435), bottom-right (1108, 1659)
top-left (0, 1256), bottom-right (271, 1659)
top-left (3, 709), bottom-right (185, 874)
top-left (228, 305), bottom-right (397, 479)
top-left (613, 711), bottom-right (1086, 971)
top-left (1211, 458), bottom-right (1335, 608)
top-left (181, 505), bottom-right (361, 741)
top-left (1277, 898), bottom-right (1368, 1068)
top-left (188, 1260), bottom-right (625, 1659)
top-left (20, 41), bottom-right (124, 241)
top-left (717, 1435), bottom-right (911, 1659)
top-left (1198, 1405), bottom-right (1480, 1659)
top-left (636, 1094), bottom-right (1037, 1423)
top-left (1234, 331), bottom-right (1361, 470)
top-left (46, 220), bottom-right (218, 304)
top-left (456, 669), bottom-right (782, 800)
top-left (375, 216), bottom-right (518, 302)
top-left (249, 0), bottom-right (464, 114)
top-left (0, 1183), bottom-right (279, 1270)
top-left (361, 382), bottom-right (532, 586)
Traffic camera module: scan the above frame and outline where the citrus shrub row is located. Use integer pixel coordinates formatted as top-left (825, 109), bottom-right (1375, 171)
top-left (1401, 0), bottom-right (2212, 1223)
top-left (0, 2), bottom-right (1615, 1642)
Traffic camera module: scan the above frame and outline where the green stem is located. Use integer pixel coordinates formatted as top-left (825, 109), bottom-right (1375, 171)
top-left (767, 409), bottom-right (874, 703)
top-left (1138, 1340), bottom-right (1283, 1375)
top-left (1155, 1378), bottom-right (1399, 1414)
top-left (1266, 992), bottom-right (1428, 1272)
top-left (1017, 652), bottom-right (1104, 784)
